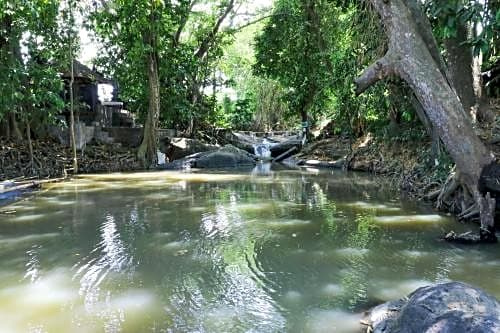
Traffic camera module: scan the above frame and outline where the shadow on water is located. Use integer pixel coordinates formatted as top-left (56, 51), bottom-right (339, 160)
top-left (0, 167), bottom-right (498, 332)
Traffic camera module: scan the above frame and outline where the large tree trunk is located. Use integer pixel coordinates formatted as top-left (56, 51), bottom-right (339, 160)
top-left (68, 1), bottom-right (78, 174)
top-left (137, 39), bottom-right (160, 167)
top-left (445, 21), bottom-right (493, 124)
top-left (2, 13), bottom-right (23, 142)
top-left (69, 58), bottom-right (78, 174)
top-left (444, 22), bottom-right (476, 118)
top-left (356, 0), bottom-right (497, 241)
top-left (26, 119), bottom-right (35, 174)
top-left (8, 112), bottom-right (22, 141)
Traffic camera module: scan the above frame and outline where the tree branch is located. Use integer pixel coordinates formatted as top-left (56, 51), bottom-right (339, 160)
top-left (173, 0), bottom-right (198, 47)
top-left (194, 0), bottom-right (235, 59)
top-left (226, 14), bottom-right (274, 33)
top-left (355, 55), bottom-right (394, 95)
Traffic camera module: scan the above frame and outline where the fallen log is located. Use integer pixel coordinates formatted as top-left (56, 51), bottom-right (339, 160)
top-left (272, 146), bottom-right (298, 163)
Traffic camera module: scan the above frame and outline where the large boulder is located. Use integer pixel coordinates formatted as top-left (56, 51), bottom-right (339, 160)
top-left (160, 137), bottom-right (218, 161)
top-left (161, 145), bottom-right (256, 169)
top-left (363, 282), bottom-right (500, 333)
top-left (195, 145), bottom-right (256, 168)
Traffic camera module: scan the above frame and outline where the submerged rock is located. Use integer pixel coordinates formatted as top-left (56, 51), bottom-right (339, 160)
top-left (362, 282), bottom-right (500, 333)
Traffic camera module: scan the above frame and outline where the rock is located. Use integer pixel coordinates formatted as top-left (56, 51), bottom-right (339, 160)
top-left (161, 145), bottom-right (256, 169)
top-left (160, 137), bottom-right (218, 161)
top-left (195, 145), bottom-right (256, 169)
top-left (362, 282), bottom-right (500, 333)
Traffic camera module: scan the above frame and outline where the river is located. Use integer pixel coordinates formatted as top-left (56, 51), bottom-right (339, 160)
top-left (0, 167), bottom-right (498, 332)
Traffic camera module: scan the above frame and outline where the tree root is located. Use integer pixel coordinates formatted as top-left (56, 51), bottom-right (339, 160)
top-left (431, 168), bottom-right (498, 244)
top-left (443, 231), bottom-right (481, 244)
top-left (458, 204), bottom-right (479, 220)
top-left (477, 192), bottom-right (497, 243)
top-left (436, 169), bottom-right (458, 209)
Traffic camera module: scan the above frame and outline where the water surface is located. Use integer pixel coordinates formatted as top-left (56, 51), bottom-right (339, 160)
top-left (0, 167), bottom-right (498, 333)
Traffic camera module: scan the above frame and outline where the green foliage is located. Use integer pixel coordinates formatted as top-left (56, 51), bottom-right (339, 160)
top-left (0, 0), bottom-right (65, 128)
top-left (216, 20), bottom-right (292, 130)
top-left (88, 0), bottom-right (238, 132)
top-left (87, 0), bottom-right (171, 119)
top-left (254, 0), bottom-right (335, 121)
top-left (253, 0), bottom-right (414, 136)
top-left (424, 0), bottom-right (500, 64)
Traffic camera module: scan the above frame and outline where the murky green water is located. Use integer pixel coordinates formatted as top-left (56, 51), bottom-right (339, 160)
top-left (0, 167), bottom-right (499, 333)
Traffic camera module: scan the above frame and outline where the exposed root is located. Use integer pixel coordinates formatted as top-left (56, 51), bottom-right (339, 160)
top-left (460, 208), bottom-right (480, 220)
top-left (443, 231), bottom-right (481, 244)
top-left (477, 192), bottom-right (498, 243)
top-left (436, 169), bottom-right (458, 209)
top-left (424, 189), bottom-right (441, 201)
top-left (458, 204), bottom-right (479, 220)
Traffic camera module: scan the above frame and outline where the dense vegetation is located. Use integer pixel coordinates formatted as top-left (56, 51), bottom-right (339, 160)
top-left (0, 0), bottom-right (499, 164)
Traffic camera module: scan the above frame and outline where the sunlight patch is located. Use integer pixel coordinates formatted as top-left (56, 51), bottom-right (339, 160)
top-left (304, 309), bottom-right (361, 333)
top-left (371, 279), bottom-right (431, 301)
top-left (320, 284), bottom-right (343, 297)
top-left (266, 219), bottom-right (312, 228)
top-left (334, 248), bottom-right (370, 258)
top-left (373, 214), bottom-right (445, 225)
top-left (345, 201), bottom-right (401, 212)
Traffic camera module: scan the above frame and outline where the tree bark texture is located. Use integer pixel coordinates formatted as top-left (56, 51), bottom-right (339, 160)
top-left (1, 13), bottom-right (22, 141)
top-left (356, 0), bottom-right (496, 236)
top-left (444, 22), bottom-right (475, 117)
top-left (69, 58), bottom-right (78, 174)
top-left (26, 119), bottom-right (35, 173)
top-left (138, 37), bottom-right (160, 168)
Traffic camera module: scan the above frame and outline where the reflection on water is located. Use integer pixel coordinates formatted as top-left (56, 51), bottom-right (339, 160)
top-left (0, 169), bottom-right (499, 332)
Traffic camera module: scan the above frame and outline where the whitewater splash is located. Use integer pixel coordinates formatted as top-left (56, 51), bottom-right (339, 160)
top-left (253, 139), bottom-right (272, 159)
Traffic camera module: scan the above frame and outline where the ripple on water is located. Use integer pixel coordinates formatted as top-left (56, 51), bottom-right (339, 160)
top-left (399, 249), bottom-right (431, 259)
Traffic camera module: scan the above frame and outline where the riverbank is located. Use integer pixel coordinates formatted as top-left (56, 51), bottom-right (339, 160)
top-left (293, 125), bottom-right (500, 230)
top-left (2, 127), bottom-right (500, 228)
top-left (0, 139), bottom-right (142, 180)
top-left (293, 133), bottom-right (443, 196)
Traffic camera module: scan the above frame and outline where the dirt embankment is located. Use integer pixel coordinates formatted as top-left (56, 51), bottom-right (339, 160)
top-left (297, 113), bottom-right (500, 231)
top-left (296, 133), bottom-right (441, 196)
top-left (1, 139), bottom-right (141, 180)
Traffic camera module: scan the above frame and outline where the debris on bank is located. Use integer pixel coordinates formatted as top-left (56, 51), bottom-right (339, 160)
top-left (0, 139), bottom-right (141, 180)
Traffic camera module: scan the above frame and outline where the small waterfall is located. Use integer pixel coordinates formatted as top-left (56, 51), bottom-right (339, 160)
top-left (157, 151), bottom-right (166, 165)
top-left (253, 139), bottom-right (272, 159)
